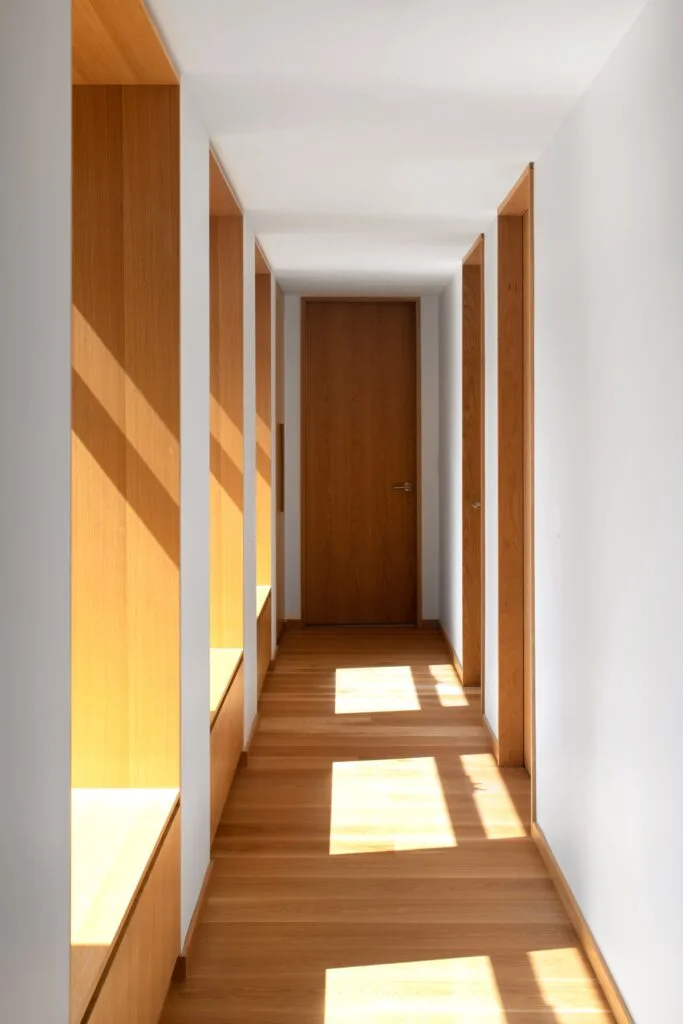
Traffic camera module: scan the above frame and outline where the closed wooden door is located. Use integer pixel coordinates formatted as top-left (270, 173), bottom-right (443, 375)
top-left (462, 260), bottom-right (484, 685)
top-left (303, 300), bottom-right (418, 625)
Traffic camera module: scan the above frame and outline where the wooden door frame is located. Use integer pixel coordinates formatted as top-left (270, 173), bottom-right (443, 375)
top-left (461, 235), bottom-right (486, 695)
top-left (496, 165), bottom-right (535, 798)
top-left (300, 296), bottom-right (422, 627)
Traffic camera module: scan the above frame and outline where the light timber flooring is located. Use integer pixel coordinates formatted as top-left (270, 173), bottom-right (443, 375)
top-left (161, 627), bottom-right (612, 1023)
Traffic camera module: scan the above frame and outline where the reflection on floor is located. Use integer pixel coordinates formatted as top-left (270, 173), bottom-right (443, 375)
top-left (161, 627), bottom-right (612, 1023)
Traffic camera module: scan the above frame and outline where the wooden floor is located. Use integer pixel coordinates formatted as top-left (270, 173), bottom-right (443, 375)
top-left (161, 627), bottom-right (612, 1023)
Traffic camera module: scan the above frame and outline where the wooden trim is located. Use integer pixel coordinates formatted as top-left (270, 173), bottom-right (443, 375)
top-left (462, 233), bottom-right (484, 267)
top-left (498, 166), bottom-right (533, 217)
top-left (173, 859), bottom-right (215, 981)
top-left (419, 619), bottom-right (440, 630)
top-left (482, 714), bottom-right (500, 763)
top-left (524, 168), bottom-right (536, 811)
top-left (210, 651), bottom-right (244, 730)
top-left (255, 242), bottom-right (271, 275)
top-left (284, 618), bottom-right (303, 631)
top-left (532, 824), bottom-right (634, 1024)
top-left (72, 0), bottom-right (178, 86)
top-left (480, 236), bottom-right (487, 719)
top-left (301, 298), bottom-right (421, 626)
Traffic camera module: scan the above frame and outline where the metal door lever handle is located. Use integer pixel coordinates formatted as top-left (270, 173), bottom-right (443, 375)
top-left (392, 482), bottom-right (414, 492)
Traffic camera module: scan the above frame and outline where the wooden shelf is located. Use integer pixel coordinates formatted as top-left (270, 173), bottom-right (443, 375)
top-left (257, 584), bottom-right (272, 620)
top-left (210, 647), bottom-right (243, 722)
top-left (70, 787), bottom-right (179, 1024)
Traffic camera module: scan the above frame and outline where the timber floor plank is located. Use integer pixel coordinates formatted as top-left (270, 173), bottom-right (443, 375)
top-left (161, 627), bottom-right (612, 1023)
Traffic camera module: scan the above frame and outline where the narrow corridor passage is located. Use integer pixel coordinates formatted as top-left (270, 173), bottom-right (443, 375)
top-left (161, 628), bottom-right (612, 1023)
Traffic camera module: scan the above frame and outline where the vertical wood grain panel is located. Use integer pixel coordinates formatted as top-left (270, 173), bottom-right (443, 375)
top-left (276, 286), bottom-right (285, 639)
top-left (303, 301), bottom-right (418, 625)
top-left (71, 85), bottom-right (180, 788)
top-left (122, 86), bottom-right (180, 788)
top-left (497, 216), bottom-right (525, 767)
top-left (72, 87), bottom-right (128, 786)
top-left (72, 0), bottom-right (177, 86)
top-left (255, 272), bottom-right (272, 588)
top-left (523, 199), bottom-right (535, 781)
top-left (210, 667), bottom-right (244, 840)
top-left (210, 215), bottom-right (244, 650)
top-left (85, 813), bottom-right (180, 1024)
top-left (462, 263), bottom-right (483, 686)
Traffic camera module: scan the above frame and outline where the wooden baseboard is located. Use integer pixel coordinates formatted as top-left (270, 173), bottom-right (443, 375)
top-left (437, 623), bottom-right (464, 684)
top-left (482, 714), bottom-right (500, 763)
top-left (531, 823), bottom-right (633, 1024)
top-left (285, 618), bottom-right (303, 631)
top-left (173, 858), bottom-right (215, 982)
top-left (419, 618), bottom-right (440, 630)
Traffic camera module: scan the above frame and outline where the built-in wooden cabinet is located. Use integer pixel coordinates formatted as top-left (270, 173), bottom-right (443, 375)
top-left (70, 5), bottom-right (181, 1022)
top-left (208, 153), bottom-right (245, 839)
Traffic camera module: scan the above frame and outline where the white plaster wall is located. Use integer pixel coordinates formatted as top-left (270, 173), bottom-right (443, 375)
top-left (283, 295), bottom-right (440, 621)
top-left (179, 82), bottom-right (211, 945)
top-left (483, 222), bottom-right (499, 733)
top-left (438, 273), bottom-right (463, 659)
top-left (0, 3), bottom-right (72, 1020)
top-left (242, 224), bottom-right (258, 738)
top-left (534, 0), bottom-right (683, 1018)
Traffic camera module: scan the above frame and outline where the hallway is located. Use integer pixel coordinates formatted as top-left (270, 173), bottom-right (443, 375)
top-left (161, 628), bottom-right (611, 1023)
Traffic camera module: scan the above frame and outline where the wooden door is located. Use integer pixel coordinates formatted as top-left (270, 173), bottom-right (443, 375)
top-left (303, 300), bottom-right (418, 625)
top-left (462, 259), bottom-right (484, 686)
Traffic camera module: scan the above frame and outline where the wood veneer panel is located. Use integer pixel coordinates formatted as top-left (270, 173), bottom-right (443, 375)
top-left (302, 301), bottom-right (418, 625)
top-left (85, 810), bottom-right (180, 1024)
top-left (210, 216), bottom-right (244, 650)
top-left (256, 592), bottom-right (272, 698)
top-left (210, 665), bottom-right (244, 841)
top-left (160, 628), bottom-right (613, 1024)
top-left (72, 0), bottom-right (177, 86)
top-left (255, 271), bottom-right (272, 588)
top-left (71, 86), bottom-right (180, 788)
top-left (497, 215), bottom-right (525, 767)
top-left (462, 263), bottom-right (483, 687)
top-left (523, 202), bottom-right (535, 780)
top-left (276, 286), bottom-right (285, 639)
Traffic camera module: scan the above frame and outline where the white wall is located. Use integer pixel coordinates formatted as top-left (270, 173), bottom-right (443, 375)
top-left (242, 224), bottom-right (258, 737)
top-left (179, 83), bottom-right (211, 946)
top-left (483, 222), bottom-right (499, 733)
top-left (534, 0), bottom-right (683, 1018)
top-left (438, 274), bottom-right (463, 658)
top-left (283, 296), bottom-right (440, 621)
top-left (0, 3), bottom-right (71, 1021)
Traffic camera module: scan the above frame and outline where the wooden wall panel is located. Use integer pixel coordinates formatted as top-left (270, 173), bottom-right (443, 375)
top-left (85, 812), bottom-right (180, 1024)
top-left (209, 151), bottom-right (240, 217)
top-left (255, 272), bottom-right (272, 588)
top-left (72, 0), bottom-right (177, 86)
top-left (523, 202), bottom-right (535, 780)
top-left (210, 666), bottom-right (244, 841)
top-left (71, 86), bottom-right (180, 788)
top-left (497, 215), bottom-right (525, 767)
top-left (210, 216), bottom-right (244, 650)
top-left (257, 593), bottom-right (272, 697)
top-left (276, 286), bottom-right (285, 639)
top-left (462, 264), bottom-right (483, 686)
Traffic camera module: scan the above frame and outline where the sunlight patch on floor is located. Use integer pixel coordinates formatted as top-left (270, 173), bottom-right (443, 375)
top-left (330, 757), bottom-right (456, 854)
top-left (459, 754), bottom-right (528, 838)
top-left (428, 664), bottom-right (473, 707)
top-left (324, 955), bottom-right (506, 1023)
top-left (526, 948), bottom-right (609, 1010)
top-left (335, 666), bottom-right (420, 714)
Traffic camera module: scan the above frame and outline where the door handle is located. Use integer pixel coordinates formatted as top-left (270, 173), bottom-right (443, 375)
top-left (470, 501), bottom-right (481, 509)
top-left (392, 482), bottom-right (414, 493)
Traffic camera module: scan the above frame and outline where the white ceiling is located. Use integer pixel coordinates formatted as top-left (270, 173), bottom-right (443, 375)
top-left (150, 0), bottom-right (648, 293)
